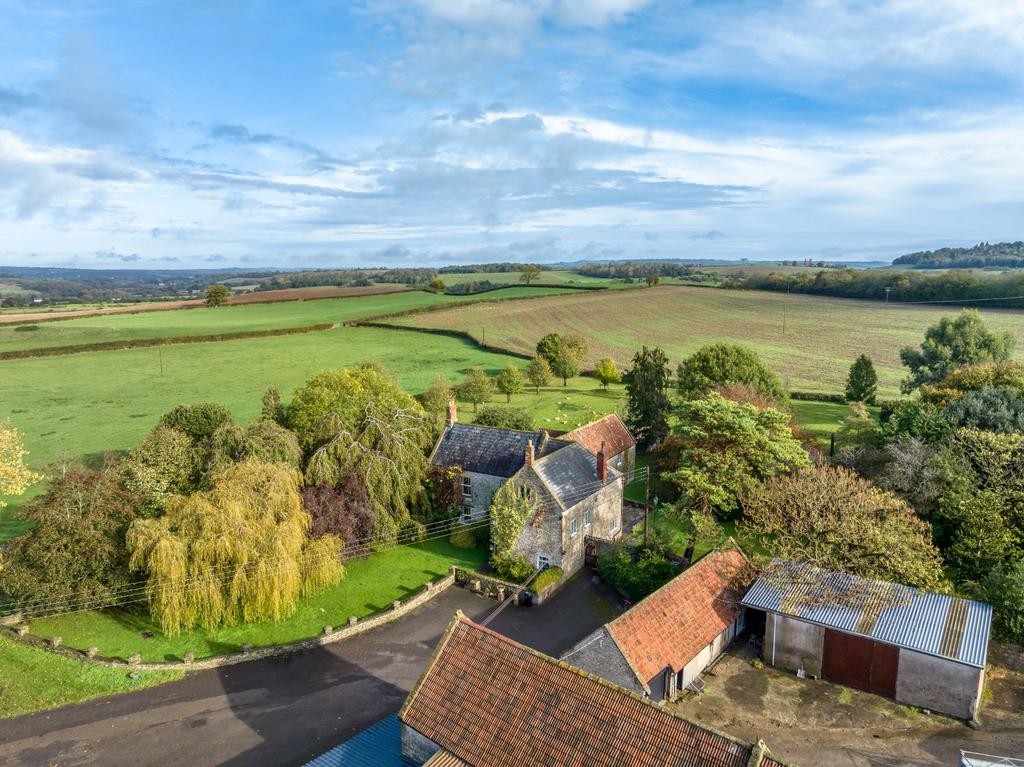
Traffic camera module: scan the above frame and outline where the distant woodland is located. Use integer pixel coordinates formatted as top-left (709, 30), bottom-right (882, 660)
top-left (894, 241), bottom-right (1024, 269)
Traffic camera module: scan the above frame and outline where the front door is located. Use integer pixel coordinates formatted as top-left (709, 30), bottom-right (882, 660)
top-left (822, 629), bottom-right (899, 698)
top-left (584, 543), bottom-right (598, 568)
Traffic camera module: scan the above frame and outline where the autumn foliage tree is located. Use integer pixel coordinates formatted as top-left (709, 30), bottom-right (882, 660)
top-left (525, 355), bottom-right (552, 393)
top-left (301, 475), bottom-right (376, 556)
top-left (742, 465), bottom-right (948, 591)
top-left (128, 461), bottom-right (343, 635)
top-left (0, 419), bottom-right (40, 507)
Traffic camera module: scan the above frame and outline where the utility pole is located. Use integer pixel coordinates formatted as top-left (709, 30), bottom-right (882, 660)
top-left (885, 286), bottom-right (892, 304)
top-left (643, 470), bottom-right (650, 548)
top-left (782, 305), bottom-right (786, 336)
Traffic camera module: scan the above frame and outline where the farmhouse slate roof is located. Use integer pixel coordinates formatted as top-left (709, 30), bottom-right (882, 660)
top-left (607, 549), bottom-right (750, 687)
top-left (565, 413), bottom-right (636, 459)
top-left (530, 442), bottom-right (621, 510)
top-left (742, 560), bottom-right (993, 669)
top-left (429, 423), bottom-right (568, 477)
top-left (400, 613), bottom-right (789, 767)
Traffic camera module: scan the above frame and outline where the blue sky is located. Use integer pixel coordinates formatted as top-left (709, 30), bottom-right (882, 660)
top-left (0, 0), bottom-right (1022, 269)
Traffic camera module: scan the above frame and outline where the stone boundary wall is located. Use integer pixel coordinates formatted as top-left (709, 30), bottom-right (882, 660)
top-left (989, 641), bottom-right (1024, 671)
top-left (1, 573), bottom-right (455, 672)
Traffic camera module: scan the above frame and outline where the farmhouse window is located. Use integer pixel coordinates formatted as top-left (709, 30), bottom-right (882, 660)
top-left (537, 553), bottom-right (551, 570)
top-left (570, 518), bottom-right (579, 538)
top-left (584, 509), bottom-right (592, 527)
top-left (610, 515), bottom-right (620, 533)
top-left (461, 475), bottom-right (472, 500)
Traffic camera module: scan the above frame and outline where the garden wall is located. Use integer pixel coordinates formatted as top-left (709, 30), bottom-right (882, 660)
top-left (1, 573), bottom-right (455, 672)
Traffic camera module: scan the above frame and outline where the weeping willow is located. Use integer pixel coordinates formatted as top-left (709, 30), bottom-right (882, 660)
top-left (305, 404), bottom-right (431, 544)
top-left (127, 460), bottom-right (344, 636)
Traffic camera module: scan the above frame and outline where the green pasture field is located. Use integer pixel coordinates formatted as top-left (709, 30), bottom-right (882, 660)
top-left (395, 284), bottom-right (1024, 396)
top-left (27, 537), bottom-right (488, 664)
top-left (0, 634), bottom-right (183, 719)
top-left (0, 322), bottom-right (625, 538)
top-left (0, 285), bottom-right (572, 354)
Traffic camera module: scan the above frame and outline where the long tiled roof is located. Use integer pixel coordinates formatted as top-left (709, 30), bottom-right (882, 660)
top-left (607, 549), bottom-right (749, 687)
top-left (530, 442), bottom-right (621, 510)
top-left (742, 560), bottom-right (992, 668)
top-left (400, 613), bottom-right (788, 767)
top-left (429, 423), bottom-right (568, 477)
top-left (566, 413), bottom-right (636, 458)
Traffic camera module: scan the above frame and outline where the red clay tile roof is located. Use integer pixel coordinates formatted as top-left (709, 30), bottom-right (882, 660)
top-left (607, 549), bottom-right (750, 686)
top-left (565, 413), bottom-right (635, 459)
top-left (424, 751), bottom-right (471, 767)
top-left (400, 612), bottom-right (782, 767)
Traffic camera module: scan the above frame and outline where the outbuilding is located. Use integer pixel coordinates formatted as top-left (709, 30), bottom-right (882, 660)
top-left (742, 561), bottom-right (993, 721)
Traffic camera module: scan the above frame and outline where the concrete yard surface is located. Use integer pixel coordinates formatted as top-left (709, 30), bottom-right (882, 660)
top-left (671, 645), bottom-right (1024, 767)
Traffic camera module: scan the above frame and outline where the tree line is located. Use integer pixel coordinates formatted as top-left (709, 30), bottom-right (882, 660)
top-left (893, 241), bottom-right (1024, 269)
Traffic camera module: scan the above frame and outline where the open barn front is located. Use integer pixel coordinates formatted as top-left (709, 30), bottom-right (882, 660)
top-left (822, 629), bottom-right (898, 698)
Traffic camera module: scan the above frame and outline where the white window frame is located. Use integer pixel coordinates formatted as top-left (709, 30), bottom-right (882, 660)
top-left (584, 509), bottom-right (592, 527)
top-left (570, 517), bottom-right (579, 538)
top-left (460, 506), bottom-right (473, 525)
top-left (537, 553), bottom-right (551, 570)
top-left (610, 514), bottom-right (620, 533)
top-left (461, 475), bottom-right (472, 501)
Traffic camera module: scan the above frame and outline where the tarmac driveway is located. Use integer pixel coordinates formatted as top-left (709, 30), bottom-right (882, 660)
top-left (0, 572), bottom-right (623, 767)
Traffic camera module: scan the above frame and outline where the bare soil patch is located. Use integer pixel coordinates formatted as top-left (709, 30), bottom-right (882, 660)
top-left (671, 645), bottom-right (1024, 767)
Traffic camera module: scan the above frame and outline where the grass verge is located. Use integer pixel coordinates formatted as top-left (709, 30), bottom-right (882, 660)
top-left (28, 538), bottom-right (488, 663)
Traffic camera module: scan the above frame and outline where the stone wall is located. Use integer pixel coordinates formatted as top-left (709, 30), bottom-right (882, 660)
top-left (989, 641), bottom-right (1024, 671)
top-left (2, 574), bottom-right (455, 672)
top-left (401, 723), bottom-right (441, 765)
top-left (460, 470), bottom-right (504, 521)
top-left (896, 648), bottom-right (984, 721)
top-left (560, 478), bottom-right (624, 577)
top-left (765, 612), bottom-right (824, 677)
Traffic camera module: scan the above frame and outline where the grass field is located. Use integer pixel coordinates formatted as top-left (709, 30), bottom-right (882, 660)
top-left (395, 285), bottom-right (1024, 396)
top-left (0, 634), bottom-right (183, 719)
top-left (0, 285), bottom-right (572, 354)
top-left (437, 269), bottom-right (629, 288)
top-left (28, 537), bottom-right (488, 663)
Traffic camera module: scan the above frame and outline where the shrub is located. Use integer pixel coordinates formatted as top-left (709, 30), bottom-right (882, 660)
top-left (449, 529), bottom-right (477, 549)
top-left (492, 552), bottom-right (534, 582)
top-left (159, 403), bottom-right (233, 442)
top-left (532, 566), bottom-right (563, 593)
top-left (475, 405), bottom-right (533, 431)
top-left (597, 541), bottom-right (676, 602)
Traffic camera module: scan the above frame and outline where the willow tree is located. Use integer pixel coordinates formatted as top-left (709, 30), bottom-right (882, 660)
top-left (127, 461), bottom-right (343, 635)
top-left (305, 403), bottom-right (431, 543)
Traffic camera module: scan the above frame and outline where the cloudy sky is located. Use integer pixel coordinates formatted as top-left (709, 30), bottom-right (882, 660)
top-left (1, 1), bottom-right (1022, 269)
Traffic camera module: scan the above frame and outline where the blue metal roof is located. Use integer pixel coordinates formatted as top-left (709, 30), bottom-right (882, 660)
top-left (303, 714), bottom-right (406, 767)
top-left (741, 561), bottom-right (992, 668)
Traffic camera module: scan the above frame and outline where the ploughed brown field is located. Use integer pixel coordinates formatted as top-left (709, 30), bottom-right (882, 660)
top-left (394, 285), bottom-right (1024, 395)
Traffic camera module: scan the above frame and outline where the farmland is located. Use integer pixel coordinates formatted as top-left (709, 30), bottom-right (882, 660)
top-left (0, 285), bottom-right (573, 354)
top-left (394, 285), bottom-right (1024, 395)
top-left (438, 269), bottom-right (629, 288)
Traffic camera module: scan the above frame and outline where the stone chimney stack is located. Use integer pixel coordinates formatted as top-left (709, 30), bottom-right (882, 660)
top-left (597, 440), bottom-right (607, 481)
top-left (447, 398), bottom-right (458, 426)
top-left (525, 439), bottom-right (535, 467)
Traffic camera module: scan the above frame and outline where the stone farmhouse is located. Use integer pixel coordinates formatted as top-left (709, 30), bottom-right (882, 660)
top-left (564, 548), bottom-right (750, 701)
top-left (429, 401), bottom-right (625, 575)
top-left (399, 612), bottom-right (790, 767)
top-left (742, 560), bottom-right (993, 721)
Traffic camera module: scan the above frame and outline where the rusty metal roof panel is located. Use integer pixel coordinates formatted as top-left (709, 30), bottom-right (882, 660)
top-left (742, 561), bottom-right (992, 668)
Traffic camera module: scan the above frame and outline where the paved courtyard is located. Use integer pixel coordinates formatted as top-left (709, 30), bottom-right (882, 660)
top-left (671, 644), bottom-right (1024, 767)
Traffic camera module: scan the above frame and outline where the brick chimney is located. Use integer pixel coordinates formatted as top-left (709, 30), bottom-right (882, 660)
top-left (447, 398), bottom-right (458, 426)
top-left (596, 440), bottom-right (607, 481)
top-left (525, 439), bottom-right (535, 467)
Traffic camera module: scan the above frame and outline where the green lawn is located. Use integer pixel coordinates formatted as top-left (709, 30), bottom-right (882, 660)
top-left (789, 399), bottom-right (880, 442)
top-left (0, 285), bottom-right (572, 354)
top-left (29, 537), bottom-right (488, 663)
top-left (0, 634), bottom-right (183, 719)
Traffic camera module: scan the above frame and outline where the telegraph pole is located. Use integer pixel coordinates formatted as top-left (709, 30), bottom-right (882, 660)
top-left (643, 471), bottom-right (650, 548)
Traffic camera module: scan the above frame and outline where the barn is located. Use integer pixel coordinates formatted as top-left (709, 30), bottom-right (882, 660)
top-left (742, 561), bottom-right (992, 722)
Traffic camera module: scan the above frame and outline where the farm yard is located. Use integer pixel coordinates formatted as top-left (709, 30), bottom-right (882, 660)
top-left (395, 285), bottom-right (1024, 395)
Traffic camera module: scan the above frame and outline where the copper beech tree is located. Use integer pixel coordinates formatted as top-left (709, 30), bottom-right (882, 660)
top-left (742, 465), bottom-right (948, 592)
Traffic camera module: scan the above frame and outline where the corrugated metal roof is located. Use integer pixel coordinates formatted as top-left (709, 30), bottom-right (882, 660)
top-left (303, 714), bottom-right (405, 767)
top-left (742, 561), bottom-right (992, 668)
